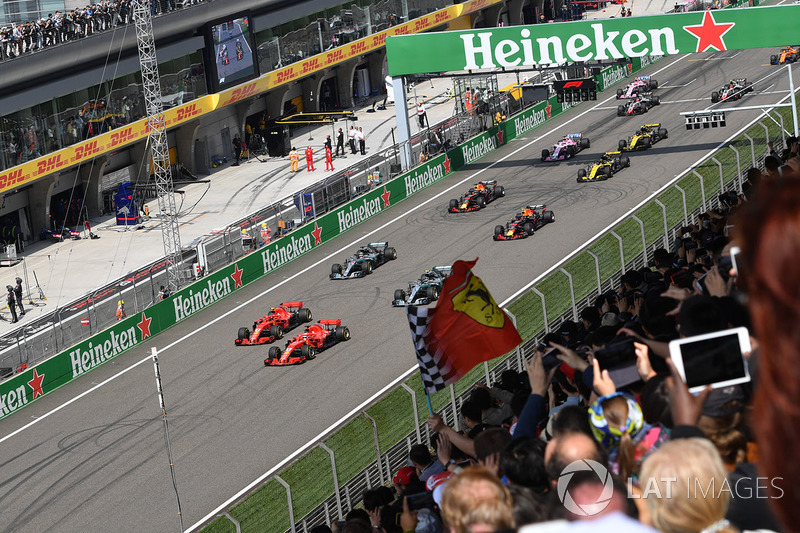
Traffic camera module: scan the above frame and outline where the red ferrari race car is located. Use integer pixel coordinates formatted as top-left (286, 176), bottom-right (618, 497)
top-left (235, 302), bottom-right (313, 346)
top-left (265, 319), bottom-right (351, 366)
top-left (448, 180), bottom-right (505, 212)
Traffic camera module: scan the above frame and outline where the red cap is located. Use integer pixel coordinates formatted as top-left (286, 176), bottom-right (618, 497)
top-left (393, 466), bottom-right (417, 485)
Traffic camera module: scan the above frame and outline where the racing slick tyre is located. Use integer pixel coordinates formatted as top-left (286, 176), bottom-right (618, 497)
top-left (332, 263), bottom-right (342, 276)
top-left (601, 166), bottom-right (612, 180)
top-left (394, 289), bottom-right (406, 302)
top-left (580, 138), bottom-right (590, 149)
top-left (237, 327), bottom-right (250, 341)
top-left (565, 146), bottom-right (575, 158)
top-left (299, 308), bottom-right (312, 322)
top-left (541, 149), bottom-right (550, 162)
top-left (270, 325), bottom-right (284, 340)
top-left (658, 128), bottom-right (668, 139)
top-left (426, 286), bottom-right (439, 301)
top-left (651, 95), bottom-right (660, 106)
top-left (495, 185), bottom-right (505, 198)
top-left (523, 222), bottom-right (535, 236)
top-left (449, 199), bottom-right (458, 210)
top-left (618, 139), bottom-right (627, 151)
top-left (770, 55), bottom-right (778, 65)
top-left (384, 247), bottom-right (397, 260)
top-left (621, 156), bottom-right (631, 168)
top-left (494, 225), bottom-right (504, 239)
top-left (266, 346), bottom-right (281, 364)
top-left (577, 169), bottom-right (587, 180)
top-left (364, 261), bottom-right (374, 274)
top-left (648, 79), bottom-right (659, 90)
top-left (640, 136), bottom-right (651, 149)
top-left (616, 89), bottom-right (623, 98)
top-left (711, 91), bottom-right (720, 103)
top-left (335, 326), bottom-right (351, 342)
top-left (617, 105), bottom-right (626, 117)
top-left (545, 211), bottom-right (555, 223)
top-left (301, 344), bottom-right (316, 360)
top-left (477, 196), bottom-right (486, 209)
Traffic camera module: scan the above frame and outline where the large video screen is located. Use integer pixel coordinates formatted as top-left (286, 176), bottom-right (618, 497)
top-left (205, 12), bottom-right (259, 93)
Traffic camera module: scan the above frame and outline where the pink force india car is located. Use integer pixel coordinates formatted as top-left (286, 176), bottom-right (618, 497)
top-left (616, 76), bottom-right (658, 99)
top-left (540, 133), bottom-right (590, 162)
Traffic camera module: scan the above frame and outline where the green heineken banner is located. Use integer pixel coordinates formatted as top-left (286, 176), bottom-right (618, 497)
top-left (0, 51), bottom-right (665, 420)
top-left (385, 5), bottom-right (795, 76)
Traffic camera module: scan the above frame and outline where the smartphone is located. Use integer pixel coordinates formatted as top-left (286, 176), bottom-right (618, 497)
top-left (541, 347), bottom-right (562, 372)
top-left (594, 338), bottom-right (639, 388)
top-left (694, 272), bottom-right (709, 295)
top-left (669, 327), bottom-right (751, 393)
top-left (730, 246), bottom-right (741, 277)
top-left (406, 491), bottom-right (435, 510)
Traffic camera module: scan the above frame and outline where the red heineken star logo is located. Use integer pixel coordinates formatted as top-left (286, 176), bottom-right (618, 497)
top-left (137, 312), bottom-right (152, 339)
top-left (443, 154), bottom-right (452, 174)
top-left (545, 103), bottom-right (552, 119)
top-left (683, 11), bottom-right (735, 53)
top-left (496, 129), bottom-right (504, 145)
top-left (311, 222), bottom-right (323, 245)
top-left (380, 186), bottom-right (391, 208)
top-left (231, 264), bottom-right (244, 288)
top-left (28, 369), bottom-right (45, 399)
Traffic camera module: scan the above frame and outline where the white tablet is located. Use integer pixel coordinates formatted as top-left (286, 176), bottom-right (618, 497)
top-left (669, 327), bottom-right (751, 394)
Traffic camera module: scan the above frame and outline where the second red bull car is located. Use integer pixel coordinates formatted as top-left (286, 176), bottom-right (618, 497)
top-left (235, 302), bottom-right (313, 346)
top-left (265, 319), bottom-right (351, 366)
top-left (493, 205), bottom-right (555, 240)
top-left (448, 180), bottom-right (505, 212)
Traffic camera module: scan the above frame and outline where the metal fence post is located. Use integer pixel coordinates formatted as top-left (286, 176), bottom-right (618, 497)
top-left (361, 412), bottom-right (385, 485)
top-left (400, 383), bottom-right (422, 444)
top-left (585, 250), bottom-right (602, 296)
top-left (504, 308), bottom-right (524, 371)
top-left (449, 384), bottom-right (459, 431)
top-left (759, 121), bottom-right (769, 149)
top-left (728, 145), bottom-right (743, 193)
top-left (743, 133), bottom-right (756, 168)
top-left (559, 268), bottom-right (578, 321)
top-left (275, 476), bottom-right (296, 533)
top-left (674, 184), bottom-right (688, 225)
top-left (711, 156), bottom-right (724, 195)
top-left (483, 362), bottom-right (491, 386)
top-left (692, 170), bottom-right (706, 212)
top-left (530, 288), bottom-right (548, 333)
top-left (609, 231), bottom-right (625, 275)
top-left (319, 443), bottom-right (343, 520)
top-left (631, 215), bottom-right (647, 266)
top-left (653, 199), bottom-right (669, 250)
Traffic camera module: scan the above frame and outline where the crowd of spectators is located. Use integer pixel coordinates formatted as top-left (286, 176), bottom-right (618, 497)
top-left (324, 140), bottom-right (800, 533)
top-left (0, 0), bottom-right (207, 61)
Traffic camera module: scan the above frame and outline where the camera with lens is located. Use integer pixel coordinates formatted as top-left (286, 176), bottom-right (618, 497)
top-left (683, 239), bottom-right (698, 251)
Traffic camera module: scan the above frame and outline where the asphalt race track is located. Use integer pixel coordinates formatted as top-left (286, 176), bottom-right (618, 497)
top-left (0, 47), bottom-right (795, 532)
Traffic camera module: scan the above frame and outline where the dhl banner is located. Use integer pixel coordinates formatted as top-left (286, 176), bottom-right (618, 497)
top-left (0, 0), bottom-right (501, 194)
top-left (0, 95), bottom-right (217, 195)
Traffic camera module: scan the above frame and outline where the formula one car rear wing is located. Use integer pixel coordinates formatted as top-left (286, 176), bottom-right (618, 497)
top-left (280, 301), bottom-right (304, 308)
top-left (367, 242), bottom-right (389, 248)
top-left (527, 204), bottom-right (546, 210)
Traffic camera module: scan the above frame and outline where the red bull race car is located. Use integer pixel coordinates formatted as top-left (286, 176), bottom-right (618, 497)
top-left (541, 134), bottom-right (590, 162)
top-left (448, 180), bottom-right (505, 212)
top-left (616, 76), bottom-right (658, 99)
top-left (265, 319), bottom-right (351, 366)
top-left (235, 302), bottom-right (313, 346)
top-left (493, 205), bottom-right (555, 240)
top-left (711, 78), bottom-right (753, 103)
top-left (617, 93), bottom-right (660, 116)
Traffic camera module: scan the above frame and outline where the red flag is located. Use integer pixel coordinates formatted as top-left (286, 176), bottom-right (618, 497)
top-left (406, 259), bottom-right (522, 394)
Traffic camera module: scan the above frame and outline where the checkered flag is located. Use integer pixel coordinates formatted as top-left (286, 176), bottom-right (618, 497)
top-left (406, 305), bottom-right (455, 394)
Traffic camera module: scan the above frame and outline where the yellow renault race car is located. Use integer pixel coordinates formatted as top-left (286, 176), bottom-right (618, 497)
top-left (618, 123), bottom-right (669, 151)
top-left (577, 151), bottom-right (631, 182)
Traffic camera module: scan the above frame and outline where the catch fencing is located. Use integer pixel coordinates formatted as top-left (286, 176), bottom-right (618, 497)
top-left (197, 106), bottom-right (792, 533)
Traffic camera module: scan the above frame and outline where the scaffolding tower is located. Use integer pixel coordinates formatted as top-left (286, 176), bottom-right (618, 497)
top-left (132, 0), bottom-right (183, 293)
